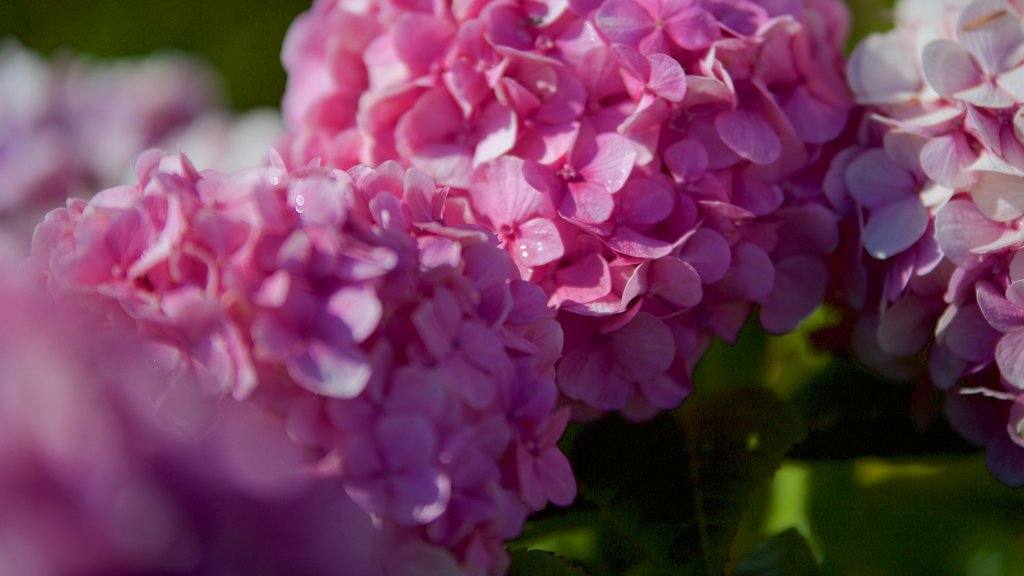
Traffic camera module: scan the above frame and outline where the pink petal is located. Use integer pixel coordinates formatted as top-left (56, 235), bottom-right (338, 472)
top-left (575, 133), bottom-right (637, 193)
top-left (556, 346), bottom-right (633, 409)
top-left (714, 109), bottom-right (781, 165)
top-left (473, 101), bottom-right (517, 166)
top-left (647, 54), bottom-right (687, 101)
top-left (997, 330), bottom-right (1024, 388)
top-left (470, 157), bottom-right (550, 228)
top-left (617, 176), bottom-right (674, 227)
top-left (863, 195), bottom-right (929, 259)
top-left (977, 280), bottom-right (1024, 332)
top-left (561, 181), bottom-right (615, 224)
top-left (607, 226), bottom-right (675, 258)
top-left (553, 253), bottom-right (612, 306)
top-left (327, 286), bottom-right (381, 344)
top-left (969, 169), bottom-right (1024, 221)
top-left (679, 227), bottom-right (731, 283)
top-left (943, 302), bottom-right (1001, 363)
top-left (610, 43), bottom-right (651, 83)
top-left (289, 342), bottom-right (370, 398)
top-left (595, 0), bottom-right (654, 47)
top-left (936, 198), bottom-right (1019, 268)
top-left (781, 84), bottom-right (847, 144)
top-left (922, 39), bottom-right (984, 100)
top-left (535, 448), bottom-right (576, 506)
top-left (921, 132), bottom-right (978, 189)
top-left (956, 0), bottom-right (1024, 74)
top-left (664, 139), bottom-right (709, 182)
top-left (393, 13), bottom-right (454, 75)
top-left (376, 415), bottom-right (437, 470)
top-left (638, 373), bottom-right (690, 410)
top-left (516, 217), bottom-right (565, 267)
top-left (649, 257), bottom-right (702, 308)
top-left (847, 31), bottom-right (922, 104)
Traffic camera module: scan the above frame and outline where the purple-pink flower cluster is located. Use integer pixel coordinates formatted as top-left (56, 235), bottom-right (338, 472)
top-left (833, 0), bottom-right (1024, 484)
top-left (27, 150), bottom-right (573, 574)
top-left (0, 40), bottom-right (220, 251)
top-left (280, 0), bottom-right (854, 419)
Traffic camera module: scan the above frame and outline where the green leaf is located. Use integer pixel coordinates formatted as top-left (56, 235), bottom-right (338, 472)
top-left (569, 388), bottom-right (807, 576)
top-left (734, 529), bottom-right (819, 576)
top-left (509, 548), bottom-right (590, 576)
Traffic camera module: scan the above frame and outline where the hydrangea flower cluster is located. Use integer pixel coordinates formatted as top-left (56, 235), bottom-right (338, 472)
top-left (0, 39), bottom-right (220, 248)
top-left (280, 0), bottom-right (854, 419)
top-left (832, 0), bottom-right (1024, 484)
top-left (28, 149), bottom-right (573, 574)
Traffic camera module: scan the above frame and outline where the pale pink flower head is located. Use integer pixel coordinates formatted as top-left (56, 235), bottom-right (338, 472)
top-left (281, 0), bottom-right (855, 419)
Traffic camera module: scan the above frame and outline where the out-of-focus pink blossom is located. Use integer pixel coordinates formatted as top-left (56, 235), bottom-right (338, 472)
top-left (280, 0), bottom-right (854, 418)
top-left (835, 0), bottom-right (1024, 485)
top-left (29, 149), bottom-right (572, 575)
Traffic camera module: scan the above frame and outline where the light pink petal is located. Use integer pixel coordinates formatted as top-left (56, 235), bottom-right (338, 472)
top-left (847, 31), bottom-right (922, 104)
top-left (664, 6), bottom-right (720, 51)
top-left (595, 0), bottom-right (654, 47)
top-left (561, 181), bottom-right (615, 224)
top-left (327, 286), bottom-right (381, 344)
top-left (576, 133), bottom-right (637, 193)
top-left (473, 102), bottom-right (517, 166)
top-left (969, 169), bottom-right (1024, 221)
top-left (956, 81), bottom-right (1015, 108)
top-left (760, 256), bottom-right (828, 333)
top-left (389, 467), bottom-right (451, 526)
top-left (863, 195), bottom-right (929, 259)
top-left (393, 13), bottom-right (455, 74)
top-left (679, 227), bottom-right (731, 283)
top-left (607, 226), bottom-right (675, 258)
top-left (609, 312), bottom-right (675, 380)
top-left (610, 43), bottom-right (651, 82)
top-left (956, 0), bottom-right (1024, 74)
top-left (289, 342), bottom-right (370, 398)
top-left (647, 54), bottom-right (687, 101)
top-left (922, 39), bottom-right (984, 100)
top-left (921, 133), bottom-right (978, 189)
top-left (618, 94), bottom-right (672, 133)
top-left (470, 157), bottom-right (549, 227)
top-left (936, 198), bottom-right (1016, 268)
top-left (515, 217), bottom-right (565, 267)
top-left (649, 257), bottom-right (702, 309)
top-left (714, 109), bottom-right (781, 165)
top-left (996, 330), bottom-right (1024, 388)
top-left (411, 143), bottom-right (473, 189)
top-left (977, 280), bottom-right (1024, 332)
top-left (553, 253), bottom-right (612, 305)
top-left (844, 148), bottom-right (916, 209)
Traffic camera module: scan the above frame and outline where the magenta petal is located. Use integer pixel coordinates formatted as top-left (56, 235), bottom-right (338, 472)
top-left (863, 195), bottom-right (929, 259)
top-left (562, 181), bottom-right (615, 224)
top-left (557, 347), bottom-right (633, 409)
top-left (607, 226), bottom-right (674, 258)
top-left (610, 42), bottom-right (650, 82)
top-left (647, 54), bottom-right (687, 101)
top-left (944, 302), bottom-right (1001, 363)
top-left (618, 176), bottom-right (674, 227)
top-left (664, 139), bottom-right (709, 181)
top-left (609, 312), bottom-right (675, 380)
top-left (596, 0), bottom-right (654, 47)
top-left (664, 7), bottom-right (719, 51)
top-left (458, 320), bottom-right (509, 373)
top-left (535, 448), bottom-right (577, 506)
top-left (760, 256), bottom-right (827, 333)
top-left (376, 415), bottom-right (436, 470)
top-left (649, 257), bottom-right (702, 309)
top-left (679, 228), bottom-right (731, 283)
top-left (922, 39), bottom-right (984, 99)
top-left (977, 280), bottom-right (1024, 332)
top-left (714, 109), bottom-right (781, 165)
top-left (638, 373), bottom-right (690, 410)
top-left (997, 330), bottom-right (1024, 388)
top-left (516, 217), bottom-right (565, 267)
top-left (389, 467), bottom-right (451, 526)
top-left (393, 14), bottom-right (454, 74)
top-left (781, 84), bottom-right (847, 144)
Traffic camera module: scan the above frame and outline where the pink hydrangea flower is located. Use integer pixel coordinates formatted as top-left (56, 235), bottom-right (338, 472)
top-left (280, 0), bottom-right (854, 418)
top-left (0, 40), bottom-right (219, 251)
top-left (835, 0), bottom-right (1024, 485)
top-left (29, 149), bottom-right (573, 574)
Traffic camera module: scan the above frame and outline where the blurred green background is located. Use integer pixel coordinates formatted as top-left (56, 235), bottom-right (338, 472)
top-left (5, 1), bottom-right (1024, 575)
